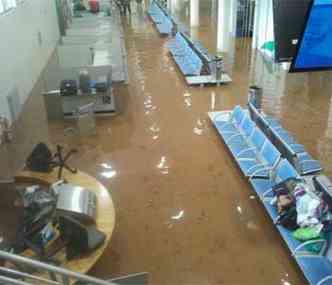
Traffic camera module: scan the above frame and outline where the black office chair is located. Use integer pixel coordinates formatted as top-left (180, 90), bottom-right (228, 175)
top-left (50, 145), bottom-right (78, 179)
top-left (26, 143), bottom-right (78, 179)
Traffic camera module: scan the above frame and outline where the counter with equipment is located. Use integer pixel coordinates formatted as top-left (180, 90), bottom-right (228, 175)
top-left (0, 143), bottom-right (115, 275)
top-left (43, 69), bottom-right (116, 119)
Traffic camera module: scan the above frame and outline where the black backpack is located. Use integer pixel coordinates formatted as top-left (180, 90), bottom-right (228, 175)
top-left (275, 207), bottom-right (299, 231)
top-left (26, 143), bottom-right (53, 172)
top-left (273, 177), bottom-right (304, 196)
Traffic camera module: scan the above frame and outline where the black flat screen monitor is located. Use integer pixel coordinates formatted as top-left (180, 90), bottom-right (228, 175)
top-left (273, 0), bottom-right (311, 62)
top-left (290, 0), bottom-right (332, 72)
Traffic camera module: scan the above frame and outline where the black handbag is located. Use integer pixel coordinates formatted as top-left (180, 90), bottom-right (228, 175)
top-left (275, 207), bottom-right (299, 230)
top-left (273, 177), bottom-right (303, 196)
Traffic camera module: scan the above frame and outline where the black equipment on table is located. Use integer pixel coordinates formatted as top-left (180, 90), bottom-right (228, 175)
top-left (60, 80), bottom-right (78, 96)
top-left (14, 185), bottom-right (59, 262)
top-left (95, 82), bottom-right (108, 93)
top-left (58, 215), bottom-right (106, 260)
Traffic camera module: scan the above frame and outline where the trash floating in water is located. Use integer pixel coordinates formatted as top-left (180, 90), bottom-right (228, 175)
top-left (193, 127), bottom-right (203, 135)
top-left (171, 210), bottom-right (184, 220)
top-left (157, 156), bottom-right (169, 174)
top-left (184, 97), bottom-right (192, 107)
top-left (150, 124), bottom-right (160, 133)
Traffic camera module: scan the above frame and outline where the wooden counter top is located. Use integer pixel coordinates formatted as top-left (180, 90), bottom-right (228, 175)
top-left (15, 169), bottom-right (115, 275)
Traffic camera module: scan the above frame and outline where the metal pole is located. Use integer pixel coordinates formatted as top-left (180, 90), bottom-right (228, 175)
top-left (0, 267), bottom-right (60, 285)
top-left (0, 275), bottom-right (32, 285)
top-left (0, 251), bottom-right (115, 285)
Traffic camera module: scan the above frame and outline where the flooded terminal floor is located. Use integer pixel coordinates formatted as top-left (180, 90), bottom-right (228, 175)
top-left (4, 0), bottom-right (332, 284)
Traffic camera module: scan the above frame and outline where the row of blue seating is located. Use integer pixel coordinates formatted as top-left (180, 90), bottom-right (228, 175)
top-left (210, 105), bottom-right (332, 285)
top-left (147, 2), bottom-right (173, 35)
top-left (147, 3), bottom-right (161, 21)
top-left (156, 19), bottom-right (173, 35)
top-left (167, 32), bottom-right (203, 76)
top-left (248, 102), bottom-right (322, 176)
top-left (191, 40), bottom-right (214, 63)
top-left (214, 106), bottom-right (283, 179)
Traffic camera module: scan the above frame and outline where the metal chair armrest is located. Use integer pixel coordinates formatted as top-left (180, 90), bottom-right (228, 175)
top-left (236, 147), bottom-right (256, 157)
top-left (249, 166), bottom-right (272, 178)
top-left (318, 276), bottom-right (332, 285)
top-left (293, 239), bottom-right (327, 257)
top-left (225, 133), bottom-right (243, 144)
top-left (246, 163), bottom-right (266, 174)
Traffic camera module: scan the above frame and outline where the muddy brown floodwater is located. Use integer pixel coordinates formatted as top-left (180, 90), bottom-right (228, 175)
top-left (4, 0), bottom-right (332, 284)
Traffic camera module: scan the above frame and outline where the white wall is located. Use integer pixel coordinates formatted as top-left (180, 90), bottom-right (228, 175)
top-left (0, 0), bottom-right (60, 123)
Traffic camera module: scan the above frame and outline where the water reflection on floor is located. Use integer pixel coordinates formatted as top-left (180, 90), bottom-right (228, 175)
top-left (10, 1), bottom-right (332, 284)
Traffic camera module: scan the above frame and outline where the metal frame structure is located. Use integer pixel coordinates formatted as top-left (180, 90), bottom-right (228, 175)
top-left (0, 250), bottom-right (148, 285)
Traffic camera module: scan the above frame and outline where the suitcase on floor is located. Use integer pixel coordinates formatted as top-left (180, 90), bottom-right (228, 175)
top-left (89, 0), bottom-right (100, 13)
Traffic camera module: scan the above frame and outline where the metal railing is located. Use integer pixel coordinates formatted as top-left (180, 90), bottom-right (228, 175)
top-left (0, 250), bottom-right (148, 285)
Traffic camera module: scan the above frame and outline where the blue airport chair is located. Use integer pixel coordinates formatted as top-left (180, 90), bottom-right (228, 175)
top-left (274, 128), bottom-right (297, 144)
top-left (214, 106), bottom-right (245, 131)
top-left (237, 139), bottom-right (280, 178)
top-left (227, 119), bottom-right (257, 158)
top-left (296, 152), bottom-right (322, 175)
top-left (296, 256), bottom-right (332, 285)
top-left (250, 159), bottom-right (299, 198)
top-left (237, 158), bottom-right (263, 176)
top-left (249, 102), bottom-right (322, 176)
top-left (216, 114), bottom-right (280, 179)
top-left (222, 115), bottom-right (251, 140)
top-left (241, 117), bottom-right (256, 138)
top-left (230, 127), bottom-right (267, 159)
top-left (250, 128), bottom-right (266, 152)
top-left (260, 140), bottom-right (281, 169)
top-left (250, 178), bottom-right (276, 196)
top-left (221, 116), bottom-right (255, 140)
top-left (264, 115), bottom-right (282, 128)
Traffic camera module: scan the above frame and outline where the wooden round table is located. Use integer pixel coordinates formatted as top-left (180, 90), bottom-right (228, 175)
top-left (15, 169), bottom-right (115, 274)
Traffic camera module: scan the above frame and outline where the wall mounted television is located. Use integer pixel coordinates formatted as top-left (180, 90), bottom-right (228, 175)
top-left (289, 0), bottom-right (332, 72)
top-left (273, 0), bottom-right (311, 63)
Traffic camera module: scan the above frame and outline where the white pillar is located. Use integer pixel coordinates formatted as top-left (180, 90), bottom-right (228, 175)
top-left (252, 0), bottom-right (274, 50)
top-left (211, 0), bottom-right (217, 24)
top-left (252, 0), bottom-right (260, 48)
top-left (230, 0), bottom-right (238, 37)
top-left (228, 0), bottom-right (238, 64)
top-left (190, 0), bottom-right (199, 27)
top-left (217, 0), bottom-right (232, 53)
top-left (171, 0), bottom-right (178, 14)
top-left (167, 0), bottom-right (171, 10)
top-left (217, 0), bottom-right (226, 52)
